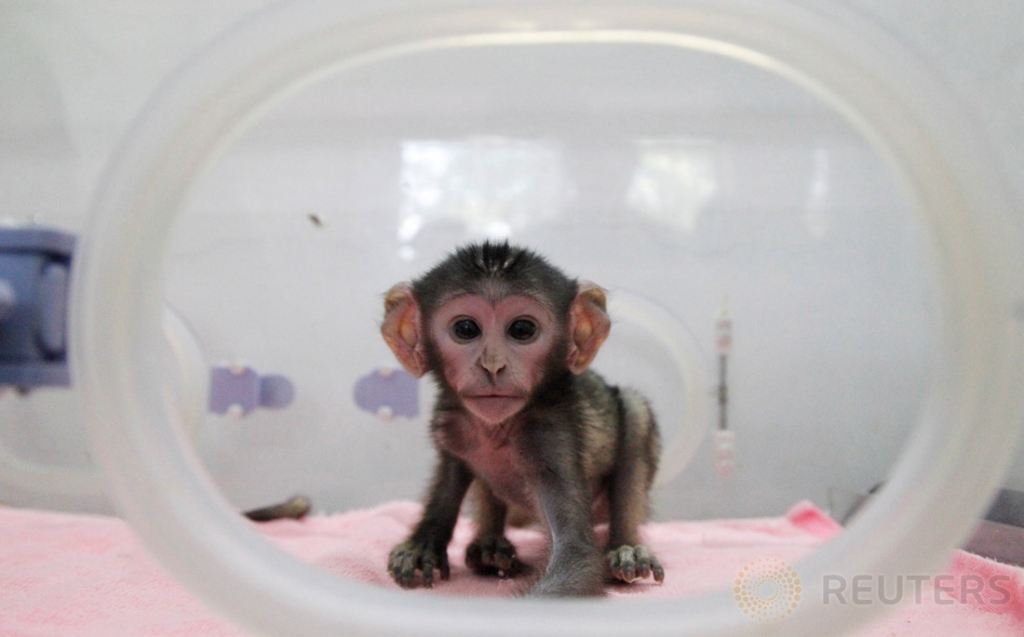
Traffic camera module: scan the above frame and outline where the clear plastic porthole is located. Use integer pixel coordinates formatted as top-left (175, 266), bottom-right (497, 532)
top-left (54, 1), bottom-right (1024, 635)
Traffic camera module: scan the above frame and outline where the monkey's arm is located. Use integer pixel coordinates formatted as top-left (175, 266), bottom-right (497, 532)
top-left (606, 390), bottom-right (664, 584)
top-left (388, 452), bottom-right (473, 588)
top-left (526, 429), bottom-right (606, 597)
top-left (606, 457), bottom-right (664, 584)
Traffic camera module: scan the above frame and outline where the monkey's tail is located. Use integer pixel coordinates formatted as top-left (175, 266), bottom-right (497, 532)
top-left (243, 494), bottom-right (312, 522)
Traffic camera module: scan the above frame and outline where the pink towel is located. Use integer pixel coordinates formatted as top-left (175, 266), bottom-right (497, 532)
top-left (0, 501), bottom-right (1021, 635)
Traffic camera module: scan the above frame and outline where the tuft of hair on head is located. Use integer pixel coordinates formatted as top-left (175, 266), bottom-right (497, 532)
top-left (456, 240), bottom-right (525, 277)
top-left (413, 241), bottom-right (579, 317)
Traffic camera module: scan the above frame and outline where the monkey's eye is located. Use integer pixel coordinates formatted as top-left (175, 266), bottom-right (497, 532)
top-left (507, 319), bottom-right (538, 342)
top-left (451, 319), bottom-right (482, 341)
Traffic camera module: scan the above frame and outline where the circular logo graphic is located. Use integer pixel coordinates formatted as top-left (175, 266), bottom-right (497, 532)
top-left (734, 557), bottom-right (802, 622)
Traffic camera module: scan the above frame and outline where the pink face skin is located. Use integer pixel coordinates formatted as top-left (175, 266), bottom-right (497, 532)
top-left (430, 294), bottom-right (559, 426)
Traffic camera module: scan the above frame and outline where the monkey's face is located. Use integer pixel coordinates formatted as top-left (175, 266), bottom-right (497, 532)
top-left (429, 294), bottom-right (559, 425)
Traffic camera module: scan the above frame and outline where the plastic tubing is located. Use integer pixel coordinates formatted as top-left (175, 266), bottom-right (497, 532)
top-left (73, 1), bottom-right (1024, 634)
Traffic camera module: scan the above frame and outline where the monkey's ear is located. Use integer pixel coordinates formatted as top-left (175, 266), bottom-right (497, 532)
top-left (381, 283), bottom-right (428, 378)
top-left (567, 282), bottom-right (611, 374)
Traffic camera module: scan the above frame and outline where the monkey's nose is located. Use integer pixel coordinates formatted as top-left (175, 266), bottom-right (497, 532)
top-left (479, 351), bottom-right (507, 376)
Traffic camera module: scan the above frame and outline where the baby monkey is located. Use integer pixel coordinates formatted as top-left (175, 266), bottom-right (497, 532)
top-left (381, 241), bottom-right (663, 597)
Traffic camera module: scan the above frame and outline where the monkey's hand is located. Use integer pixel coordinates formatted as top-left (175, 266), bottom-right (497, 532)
top-left (465, 534), bottom-right (525, 577)
top-left (606, 545), bottom-right (665, 585)
top-left (388, 539), bottom-right (450, 588)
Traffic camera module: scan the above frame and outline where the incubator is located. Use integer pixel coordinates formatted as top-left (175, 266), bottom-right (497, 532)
top-left (1, 1), bottom-right (1022, 634)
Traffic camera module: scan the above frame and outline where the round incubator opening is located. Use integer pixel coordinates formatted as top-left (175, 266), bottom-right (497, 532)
top-left (173, 34), bottom-right (923, 519)
top-left (74, 2), bottom-right (1024, 636)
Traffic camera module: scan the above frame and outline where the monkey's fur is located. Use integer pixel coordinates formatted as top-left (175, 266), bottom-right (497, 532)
top-left (381, 241), bottom-right (662, 597)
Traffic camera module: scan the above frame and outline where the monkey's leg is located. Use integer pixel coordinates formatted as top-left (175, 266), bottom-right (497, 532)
top-left (388, 452), bottom-right (473, 589)
top-left (465, 481), bottom-right (524, 577)
top-left (606, 393), bottom-right (665, 585)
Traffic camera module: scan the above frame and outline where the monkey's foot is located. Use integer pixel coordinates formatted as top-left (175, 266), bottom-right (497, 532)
top-left (465, 534), bottom-right (524, 577)
top-left (606, 545), bottom-right (665, 585)
top-left (388, 539), bottom-right (450, 588)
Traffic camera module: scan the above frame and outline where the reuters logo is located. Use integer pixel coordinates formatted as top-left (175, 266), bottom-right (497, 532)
top-left (734, 558), bottom-right (802, 622)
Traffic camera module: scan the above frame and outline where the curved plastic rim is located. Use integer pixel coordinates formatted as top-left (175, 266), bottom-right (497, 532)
top-left (606, 290), bottom-right (714, 487)
top-left (73, 1), bottom-right (1024, 635)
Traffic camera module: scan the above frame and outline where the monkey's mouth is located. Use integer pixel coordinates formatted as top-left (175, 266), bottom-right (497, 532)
top-left (463, 394), bottom-right (526, 424)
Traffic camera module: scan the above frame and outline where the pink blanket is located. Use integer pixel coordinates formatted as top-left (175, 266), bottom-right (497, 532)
top-left (1, 501), bottom-right (1022, 635)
